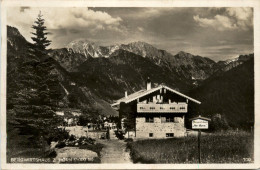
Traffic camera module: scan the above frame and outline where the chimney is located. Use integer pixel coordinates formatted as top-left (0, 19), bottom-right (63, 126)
top-left (125, 91), bottom-right (128, 98)
top-left (146, 77), bottom-right (151, 90)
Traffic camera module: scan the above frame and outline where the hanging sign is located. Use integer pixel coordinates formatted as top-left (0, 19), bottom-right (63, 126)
top-left (192, 119), bottom-right (209, 129)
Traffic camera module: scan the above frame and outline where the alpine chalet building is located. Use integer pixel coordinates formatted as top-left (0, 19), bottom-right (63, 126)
top-left (111, 78), bottom-right (201, 138)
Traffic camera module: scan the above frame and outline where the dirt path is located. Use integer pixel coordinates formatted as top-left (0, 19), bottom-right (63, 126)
top-left (98, 139), bottom-right (132, 163)
top-left (98, 130), bottom-right (132, 163)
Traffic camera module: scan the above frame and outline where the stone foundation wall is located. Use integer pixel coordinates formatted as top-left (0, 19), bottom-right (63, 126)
top-left (136, 116), bottom-right (186, 138)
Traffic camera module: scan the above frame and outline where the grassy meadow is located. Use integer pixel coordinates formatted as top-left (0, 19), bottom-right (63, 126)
top-left (127, 131), bottom-right (254, 163)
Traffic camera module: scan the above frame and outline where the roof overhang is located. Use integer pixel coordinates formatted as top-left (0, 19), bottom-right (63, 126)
top-left (189, 115), bottom-right (211, 121)
top-left (111, 85), bottom-right (201, 107)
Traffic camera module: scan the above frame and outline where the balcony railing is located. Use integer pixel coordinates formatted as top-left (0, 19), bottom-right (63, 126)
top-left (137, 103), bottom-right (188, 113)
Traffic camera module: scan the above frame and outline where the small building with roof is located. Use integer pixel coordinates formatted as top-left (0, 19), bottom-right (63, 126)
top-left (111, 78), bottom-right (201, 139)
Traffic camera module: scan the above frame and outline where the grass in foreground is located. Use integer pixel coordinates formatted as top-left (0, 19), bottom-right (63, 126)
top-left (127, 131), bottom-right (254, 163)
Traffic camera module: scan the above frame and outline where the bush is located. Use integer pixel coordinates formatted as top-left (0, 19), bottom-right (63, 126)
top-left (115, 130), bottom-right (125, 140)
top-left (78, 136), bottom-right (95, 145)
top-left (92, 157), bottom-right (101, 163)
top-left (69, 135), bottom-right (76, 141)
top-left (211, 114), bottom-right (230, 131)
top-left (88, 138), bottom-right (95, 144)
top-left (55, 141), bottom-right (66, 149)
top-left (124, 138), bottom-right (133, 143)
top-left (45, 150), bottom-right (57, 158)
top-left (46, 128), bottom-right (69, 145)
top-left (78, 115), bottom-right (89, 126)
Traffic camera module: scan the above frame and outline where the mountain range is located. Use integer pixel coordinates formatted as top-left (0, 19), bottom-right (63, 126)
top-left (52, 39), bottom-right (216, 80)
top-left (189, 57), bottom-right (254, 127)
top-left (7, 25), bottom-right (254, 127)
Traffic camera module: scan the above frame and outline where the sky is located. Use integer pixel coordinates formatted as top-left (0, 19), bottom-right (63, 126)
top-left (7, 7), bottom-right (253, 61)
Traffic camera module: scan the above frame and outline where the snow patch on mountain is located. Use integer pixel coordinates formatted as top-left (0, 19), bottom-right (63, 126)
top-left (224, 57), bottom-right (239, 65)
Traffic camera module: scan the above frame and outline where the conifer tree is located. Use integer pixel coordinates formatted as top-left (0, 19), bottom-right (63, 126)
top-left (29, 11), bottom-right (63, 115)
top-left (12, 60), bottom-right (40, 117)
top-left (13, 11), bottom-right (63, 119)
top-left (9, 12), bottom-right (67, 154)
top-left (29, 11), bottom-right (51, 60)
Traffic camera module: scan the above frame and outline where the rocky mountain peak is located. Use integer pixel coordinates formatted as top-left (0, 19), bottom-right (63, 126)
top-left (127, 41), bottom-right (154, 47)
top-left (66, 39), bottom-right (105, 58)
top-left (214, 53), bottom-right (254, 72)
top-left (7, 25), bottom-right (28, 53)
top-left (66, 39), bottom-right (96, 51)
top-left (67, 39), bottom-right (93, 45)
top-left (120, 41), bottom-right (163, 59)
top-left (7, 26), bottom-right (24, 37)
top-left (176, 51), bottom-right (194, 58)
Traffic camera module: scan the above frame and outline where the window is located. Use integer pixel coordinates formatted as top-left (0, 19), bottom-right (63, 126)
top-left (166, 116), bottom-right (174, 122)
top-left (180, 106), bottom-right (186, 110)
top-left (166, 133), bottom-right (174, 137)
top-left (161, 116), bottom-right (174, 123)
top-left (161, 117), bottom-right (166, 123)
top-left (149, 133), bottom-right (153, 137)
top-left (145, 117), bottom-right (154, 123)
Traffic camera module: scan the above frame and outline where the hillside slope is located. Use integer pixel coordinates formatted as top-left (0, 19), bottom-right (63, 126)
top-left (7, 25), bottom-right (117, 116)
top-left (189, 57), bottom-right (254, 127)
top-left (73, 49), bottom-right (192, 101)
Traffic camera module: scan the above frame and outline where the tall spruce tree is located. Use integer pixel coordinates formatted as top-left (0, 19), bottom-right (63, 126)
top-left (29, 11), bottom-right (63, 116)
top-left (9, 12), bottom-right (67, 155)
top-left (30, 11), bottom-right (51, 60)
top-left (13, 11), bottom-right (63, 121)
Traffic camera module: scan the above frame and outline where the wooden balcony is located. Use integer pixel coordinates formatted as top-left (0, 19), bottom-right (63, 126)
top-left (137, 103), bottom-right (188, 113)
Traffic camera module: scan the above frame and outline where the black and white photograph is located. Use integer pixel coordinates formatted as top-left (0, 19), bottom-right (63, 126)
top-left (1, 0), bottom-right (260, 169)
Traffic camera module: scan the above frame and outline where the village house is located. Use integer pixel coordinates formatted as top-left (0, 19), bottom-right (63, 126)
top-left (111, 78), bottom-right (201, 138)
top-left (104, 121), bottom-right (117, 130)
top-left (103, 116), bottom-right (118, 130)
top-left (55, 109), bottom-right (82, 126)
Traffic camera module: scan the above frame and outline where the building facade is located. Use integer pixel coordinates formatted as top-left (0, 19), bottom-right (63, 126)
top-left (111, 78), bottom-right (201, 139)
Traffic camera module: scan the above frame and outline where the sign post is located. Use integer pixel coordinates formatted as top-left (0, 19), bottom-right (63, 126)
top-left (198, 129), bottom-right (201, 163)
top-left (190, 115), bottom-right (211, 164)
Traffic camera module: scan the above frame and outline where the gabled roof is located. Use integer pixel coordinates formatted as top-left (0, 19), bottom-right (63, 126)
top-left (111, 84), bottom-right (201, 107)
top-left (189, 115), bottom-right (211, 121)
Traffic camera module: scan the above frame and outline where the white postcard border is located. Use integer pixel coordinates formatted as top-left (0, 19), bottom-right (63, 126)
top-left (1, 0), bottom-right (260, 169)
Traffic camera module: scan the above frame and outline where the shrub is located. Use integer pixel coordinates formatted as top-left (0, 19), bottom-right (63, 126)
top-left (124, 138), bottom-right (133, 143)
top-left (115, 130), bottom-right (125, 140)
top-left (87, 138), bottom-right (95, 144)
top-left (78, 136), bottom-right (95, 145)
top-left (46, 128), bottom-right (69, 145)
top-left (69, 135), bottom-right (76, 141)
top-left (78, 115), bottom-right (89, 126)
top-left (92, 157), bottom-right (101, 163)
top-left (55, 141), bottom-right (66, 149)
top-left (210, 114), bottom-right (230, 131)
top-left (46, 150), bottom-right (57, 158)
